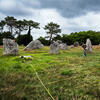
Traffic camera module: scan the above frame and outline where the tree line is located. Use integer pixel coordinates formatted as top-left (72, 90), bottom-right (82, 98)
top-left (0, 16), bottom-right (100, 45)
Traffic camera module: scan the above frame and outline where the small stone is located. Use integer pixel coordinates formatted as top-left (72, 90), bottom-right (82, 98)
top-left (74, 42), bottom-right (79, 47)
top-left (70, 45), bottom-right (74, 48)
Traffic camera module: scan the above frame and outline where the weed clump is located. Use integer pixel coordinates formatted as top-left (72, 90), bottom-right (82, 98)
top-left (61, 69), bottom-right (72, 76)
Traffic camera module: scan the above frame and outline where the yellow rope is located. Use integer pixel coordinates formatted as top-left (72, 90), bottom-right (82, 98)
top-left (30, 64), bottom-right (55, 100)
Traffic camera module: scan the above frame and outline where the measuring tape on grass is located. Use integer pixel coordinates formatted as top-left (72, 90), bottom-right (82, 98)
top-left (30, 64), bottom-right (55, 100)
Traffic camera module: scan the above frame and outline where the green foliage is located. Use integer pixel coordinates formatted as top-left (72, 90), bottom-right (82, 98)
top-left (15, 20), bottom-right (27, 36)
top-left (62, 34), bottom-right (73, 44)
top-left (38, 37), bottom-right (49, 45)
top-left (44, 22), bottom-right (61, 44)
top-left (62, 30), bottom-right (100, 45)
top-left (23, 19), bottom-right (40, 36)
top-left (61, 69), bottom-right (72, 76)
top-left (0, 20), bottom-right (5, 33)
top-left (53, 34), bottom-right (62, 41)
top-left (23, 19), bottom-right (40, 29)
top-left (4, 16), bottom-right (17, 35)
top-left (13, 64), bottom-right (22, 69)
top-left (16, 33), bottom-right (33, 46)
top-left (0, 16), bottom-right (40, 45)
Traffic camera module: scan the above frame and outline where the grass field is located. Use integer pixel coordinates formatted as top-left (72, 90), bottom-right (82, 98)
top-left (0, 46), bottom-right (100, 100)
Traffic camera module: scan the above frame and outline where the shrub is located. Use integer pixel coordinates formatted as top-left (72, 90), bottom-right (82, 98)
top-left (38, 37), bottom-right (49, 46)
top-left (16, 33), bottom-right (33, 46)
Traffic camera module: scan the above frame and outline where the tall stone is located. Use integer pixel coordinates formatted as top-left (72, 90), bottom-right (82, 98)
top-left (86, 39), bottom-right (93, 52)
top-left (50, 41), bottom-right (60, 54)
top-left (3, 38), bottom-right (18, 55)
top-left (24, 40), bottom-right (44, 51)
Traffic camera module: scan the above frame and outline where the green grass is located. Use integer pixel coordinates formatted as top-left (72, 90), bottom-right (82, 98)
top-left (0, 46), bottom-right (100, 100)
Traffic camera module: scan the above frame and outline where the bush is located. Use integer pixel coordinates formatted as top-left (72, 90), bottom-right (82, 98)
top-left (16, 33), bottom-right (33, 46)
top-left (38, 37), bottom-right (49, 46)
top-left (62, 31), bottom-right (100, 45)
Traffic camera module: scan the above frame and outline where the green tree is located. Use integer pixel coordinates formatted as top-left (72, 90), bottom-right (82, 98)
top-left (62, 34), bottom-right (72, 45)
top-left (44, 22), bottom-right (61, 44)
top-left (62, 30), bottom-right (100, 45)
top-left (53, 35), bottom-right (62, 41)
top-left (0, 20), bottom-right (5, 33)
top-left (16, 20), bottom-right (39, 45)
top-left (15, 20), bottom-right (27, 36)
top-left (23, 20), bottom-right (40, 35)
top-left (4, 16), bottom-right (17, 35)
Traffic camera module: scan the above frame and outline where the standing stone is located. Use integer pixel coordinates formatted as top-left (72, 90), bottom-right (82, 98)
top-left (70, 45), bottom-right (74, 48)
top-left (74, 42), bottom-right (79, 47)
top-left (55, 40), bottom-right (68, 50)
top-left (24, 40), bottom-right (44, 51)
top-left (56, 40), bottom-right (62, 44)
top-left (86, 39), bottom-right (93, 52)
top-left (59, 43), bottom-right (68, 50)
top-left (50, 41), bottom-right (60, 54)
top-left (3, 38), bottom-right (18, 55)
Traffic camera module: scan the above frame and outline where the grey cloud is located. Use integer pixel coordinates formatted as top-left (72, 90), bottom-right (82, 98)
top-left (0, 0), bottom-right (100, 18)
top-left (0, 8), bottom-right (32, 17)
top-left (39, 0), bottom-right (100, 18)
top-left (0, 0), bottom-right (37, 17)
top-left (21, 0), bottom-right (41, 8)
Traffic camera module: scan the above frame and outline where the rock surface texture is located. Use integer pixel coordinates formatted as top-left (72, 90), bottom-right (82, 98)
top-left (59, 43), bottom-right (68, 50)
top-left (86, 39), bottom-right (93, 52)
top-left (24, 40), bottom-right (44, 51)
top-left (56, 40), bottom-right (68, 50)
top-left (74, 42), bottom-right (79, 47)
top-left (50, 41), bottom-right (60, 54)
top-left (70, 45), bottom-right (74, 48)
top-left (3, 38), bottom-right (18, 55)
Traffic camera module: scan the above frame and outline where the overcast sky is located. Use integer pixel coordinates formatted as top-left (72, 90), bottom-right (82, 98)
top-left (0, 0), bottom-right (100, 39)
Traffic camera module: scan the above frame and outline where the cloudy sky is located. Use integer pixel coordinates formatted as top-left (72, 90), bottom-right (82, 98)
top-left (0, 0), bottom-right (100, 39)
